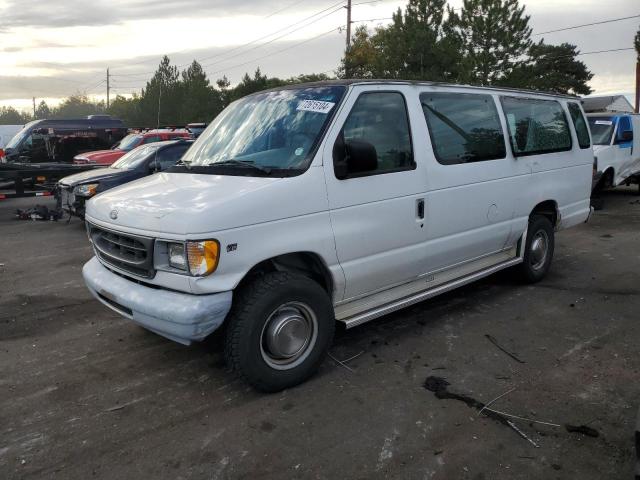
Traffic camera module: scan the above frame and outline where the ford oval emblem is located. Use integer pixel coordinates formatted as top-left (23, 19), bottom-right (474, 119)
top-left (109, 209), bottom-right (118, 220)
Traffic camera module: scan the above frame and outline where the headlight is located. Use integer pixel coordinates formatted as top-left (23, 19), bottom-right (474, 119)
top-left (74, 183), bottom-right (99, 197)
top-left (165, 240), bottom-right (220, 276)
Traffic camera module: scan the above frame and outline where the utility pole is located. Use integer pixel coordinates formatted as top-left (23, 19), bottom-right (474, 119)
top-left (635, 60), bottom-right (639, 113)
top-left (106, 68), bottom-right (110, 109)
top-left (346, 0), bottom-right (352, 50)
top-left (32, 97), bottom-right (36, 119)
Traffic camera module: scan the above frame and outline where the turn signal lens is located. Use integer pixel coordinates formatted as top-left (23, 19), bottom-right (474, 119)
top-left (186, 240), bottom-right (220, 276)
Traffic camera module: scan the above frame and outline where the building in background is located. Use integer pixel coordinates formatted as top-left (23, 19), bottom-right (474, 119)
top-left (582, 95), bottom-right (635, 114)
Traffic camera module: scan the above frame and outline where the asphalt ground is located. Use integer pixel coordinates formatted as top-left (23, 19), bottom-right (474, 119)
top-left (1, 189), bottom-right (640, 479)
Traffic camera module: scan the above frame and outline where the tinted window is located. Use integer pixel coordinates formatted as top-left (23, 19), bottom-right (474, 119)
top-left (567, 103), bottom-right (590, 149)
top-left (617, 116), bottom-right (633, 143)
top-left (421, 92), bottom-right (505, 165)
top-left (501, 97), bottom-right (571, 156)
top-left (153, 145), bottom-right (188, 170)
top-left (341, 92), bottom-right (413, 174)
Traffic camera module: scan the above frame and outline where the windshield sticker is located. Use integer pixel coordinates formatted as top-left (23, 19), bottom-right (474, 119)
top-left (594, 120), bottom-right (612, 125)
top-left (295, 147), bottom-right (304, 156)
top-left (297, 100), bottom-right (335, 114)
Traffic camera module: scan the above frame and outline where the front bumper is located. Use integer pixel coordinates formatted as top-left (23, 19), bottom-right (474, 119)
top-left (82, 257), bottom-right (232, 345)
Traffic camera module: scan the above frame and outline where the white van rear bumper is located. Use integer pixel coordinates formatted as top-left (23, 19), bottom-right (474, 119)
top-left (82, 257), bottom-right (232, 345)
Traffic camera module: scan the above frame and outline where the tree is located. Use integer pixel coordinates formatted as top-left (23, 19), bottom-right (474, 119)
top-left (179, 60), bottom-right (223, 123)
top-left (108, 94), bottom-right (142, 125)
top-left (338, 25), bottom-right (379, 78)
top-left (504, 42), bottom-right (593, 95)
top-left (140, 55), bottom-right (181, 126)
top-left (228, 68), bottom-right (287, 102)
top-left (446, 0), bottom-right (532, 85)
top-left (0, 106), bottom-right (30, 124)
top-left (54, 94), bottom-right (105, 118)
top-left (35, 100), bottom-right (51, 119)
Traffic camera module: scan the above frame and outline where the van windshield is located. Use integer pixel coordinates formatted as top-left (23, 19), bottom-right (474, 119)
top-left (117, 134), bottom-right (143, 151)
top-left (588, 116), bottom-right (615, 145)
top-left (111, 145), bottom-right (157, 170)
top-left (178, 86), bottom-right (345, 175)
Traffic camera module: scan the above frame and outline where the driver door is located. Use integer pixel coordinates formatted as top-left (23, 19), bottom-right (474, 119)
top-left (323, 86), bottom-right (429, 301)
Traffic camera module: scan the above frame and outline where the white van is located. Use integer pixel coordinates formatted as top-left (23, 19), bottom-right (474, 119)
top-left (587, 113), bottom-right (640, 190)
top-left (82, 81), bottom-right (593, 391)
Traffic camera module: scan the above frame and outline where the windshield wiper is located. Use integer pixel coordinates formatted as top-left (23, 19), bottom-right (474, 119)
top-left (210, 159), bottom-right (272, 174)
top-left (175, 160), bottom-right (192, 170)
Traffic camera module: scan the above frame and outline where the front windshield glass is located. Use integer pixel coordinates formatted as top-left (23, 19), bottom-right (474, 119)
top-left (588, 117), bottom-right (615, 145)
top-left (5, 122), bottom-right (35, 149)
top-left (117, 134), bottom-right (143, 151)
top-left (111, 145), bottom-right (157, 170)
top-left (180, 86), bottom-right (345, 173)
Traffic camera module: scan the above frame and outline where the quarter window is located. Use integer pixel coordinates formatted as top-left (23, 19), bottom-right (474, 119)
top-left (340, 92), bottom-right (414, 175)
top-left (501, 97), bottom-right (572, 156)
top-left (567, 102), bottom-right (591, 149)
top-left (420, 92), bottom-right (506, 165)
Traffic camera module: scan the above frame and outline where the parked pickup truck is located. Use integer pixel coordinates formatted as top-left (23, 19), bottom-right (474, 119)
top-left (82, 80), bottom-right (593, 391)
top-left (587, 113), bottom-right (640, 191)
top-left (57, 139), bottom-right (192, 218)
top-left (73, 129), bottom-right (191, 166)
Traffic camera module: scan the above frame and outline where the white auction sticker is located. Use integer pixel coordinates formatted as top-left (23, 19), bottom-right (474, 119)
top-left (595, 120), bottom-right (612, 125)
top-left (297, 100), bottom-right (335, 114)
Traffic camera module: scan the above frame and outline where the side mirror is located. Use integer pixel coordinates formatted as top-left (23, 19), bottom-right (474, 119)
top-left (333, 136), bottom-right (378, 179)
top-left (618, 130), bottom-right (633, 143)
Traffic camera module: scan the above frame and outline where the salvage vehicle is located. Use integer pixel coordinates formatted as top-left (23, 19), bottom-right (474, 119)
top-left (0, 116), bottom-right (127, 164)
top-left (82, 80), bottom-right (593, 391)
top-left (587, 113), bottom-right (640, 191)
top-left (73, 129), bottom-right (191, 166)
top-left (57, 139), bottom-right (192, 218)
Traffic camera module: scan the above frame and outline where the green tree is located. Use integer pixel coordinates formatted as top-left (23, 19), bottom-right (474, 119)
top-left (504, 42), bottom-right (593, 95)
top-left (35, 100), bottom-right (51, 119)
top-left (108, 94), bottom-right (142, 125)
top-left (446, 0), bottom-right (532, 85)
top-left (228, 68), bottom-right (287, 102)
top-left (338, 25), bottom-right (379, 78)
top-left (140, 55), bottom-right (181, 126)
top-left (179, 60), bottom-right (224, 123)
top-left (54, 94), bottom-right (105, 118)
top-left (0, 106), bottom-right (30, 124)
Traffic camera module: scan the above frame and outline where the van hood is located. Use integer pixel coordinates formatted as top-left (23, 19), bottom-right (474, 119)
top-left (85, 171), bottom-right (325, 236)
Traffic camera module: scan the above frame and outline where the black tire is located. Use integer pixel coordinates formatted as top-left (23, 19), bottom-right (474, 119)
top-left (518, 215), bottom-right (555, 283)
top-left (224, 271), bottom-right (335, 392)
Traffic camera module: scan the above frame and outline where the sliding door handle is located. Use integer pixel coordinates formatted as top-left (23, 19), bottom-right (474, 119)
top-left (416, 198), bottom-right (425, 220)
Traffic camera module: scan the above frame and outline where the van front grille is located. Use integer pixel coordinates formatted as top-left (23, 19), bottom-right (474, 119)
top-left (88, 223), bottom-right (155, 278)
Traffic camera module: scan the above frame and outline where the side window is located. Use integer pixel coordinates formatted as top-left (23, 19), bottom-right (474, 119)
top-left (420, 92), bottom-right (506, 165)
top-left (567, 102), bottom-right (591, 149)
top-left (616, 116), bottom-right (633, 144)
top-left (142, 135), bottom-right (161, 144)
top-left (153, 146), bottom-right (187, 171)
top-left (336, 91), bottom-right (414, 177)
top-left (501, 97), bottom-right (572, 156)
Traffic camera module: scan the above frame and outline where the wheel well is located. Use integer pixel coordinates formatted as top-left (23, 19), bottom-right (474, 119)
top-left (238, 252), bottom-right (334, 297)
top-left (530, 200), bottom-right (559, 227)
top-left (603, 167), bottom-right (615, 187)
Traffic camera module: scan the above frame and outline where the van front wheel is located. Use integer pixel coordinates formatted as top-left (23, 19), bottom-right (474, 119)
top-left (224, 271), bottom-right (335, 392)
top-left (518, 215), bottom-right (555, 283)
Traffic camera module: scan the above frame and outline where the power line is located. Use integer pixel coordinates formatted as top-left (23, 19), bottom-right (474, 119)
top-left (533, 14), bottom-right (640, 36)
top-left (264, 0), bottom-right (308, 19)
top-left (575, 47), bottom-right (635, 57)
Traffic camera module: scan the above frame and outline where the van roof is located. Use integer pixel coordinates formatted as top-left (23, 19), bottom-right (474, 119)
top-left (26, 117), bottom-right (125, 129)
top-left (262, 79), bottom-right (580, 100)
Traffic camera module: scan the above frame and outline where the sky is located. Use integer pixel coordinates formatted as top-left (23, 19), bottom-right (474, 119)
top-left (0, 0), bottom-right (638, 112)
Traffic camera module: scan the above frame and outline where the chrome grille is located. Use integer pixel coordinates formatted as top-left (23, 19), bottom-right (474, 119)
top-left (88, 223), bottom-right (155, 278)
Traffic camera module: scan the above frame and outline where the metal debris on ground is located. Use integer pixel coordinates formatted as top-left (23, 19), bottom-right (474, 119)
top-left (484, 334), bottom-right (526, 363)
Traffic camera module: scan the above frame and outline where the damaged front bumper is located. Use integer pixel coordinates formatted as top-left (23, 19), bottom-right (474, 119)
top-left (82, 257), bottom-right (232, 345)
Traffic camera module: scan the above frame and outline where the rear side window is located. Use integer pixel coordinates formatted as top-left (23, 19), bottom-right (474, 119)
top-left (341, 92), bottom-right (414, 174)
top-left (501, 97), bottom-right (572, 156)
top-left (567, 102), bottom-right (591, 149)
top-left (420, 92), bottom-right (506, 165)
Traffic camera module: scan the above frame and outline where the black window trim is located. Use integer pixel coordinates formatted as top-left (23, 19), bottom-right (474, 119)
top-left (500, 96), bottom-right (573, 158)
top-left (420, 91), bottom-right (507, 166)
top-left (567, 101), bottom-right (591, 150)
top-left (334, 89), bottom-right (416, 180)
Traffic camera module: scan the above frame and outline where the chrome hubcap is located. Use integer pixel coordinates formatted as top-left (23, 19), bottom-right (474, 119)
top-left (530, 230), bottom-right (549, 270)
top-left (261, 302), bottom-right (317, 370)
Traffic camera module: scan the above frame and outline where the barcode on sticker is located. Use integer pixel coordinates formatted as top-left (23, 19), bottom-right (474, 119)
top-left (595, 120), bottom-right (612, 125)
top-left (297, 100), bottom-right (335, 114)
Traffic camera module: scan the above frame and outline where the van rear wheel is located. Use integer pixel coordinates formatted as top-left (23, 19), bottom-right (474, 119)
top-left (518, 215), bottom-right (555, 283)
top-left (224, 271), bottom-right (335, 392)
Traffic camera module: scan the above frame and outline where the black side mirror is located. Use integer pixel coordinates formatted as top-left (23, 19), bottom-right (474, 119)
top-left (333, 135), bottom-right (378, 179)
top-left (618, 130), bottom-right (633, 143)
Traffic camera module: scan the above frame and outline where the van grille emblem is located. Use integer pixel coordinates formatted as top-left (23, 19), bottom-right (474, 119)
top-left (109, 209), bottom-right (118, 220)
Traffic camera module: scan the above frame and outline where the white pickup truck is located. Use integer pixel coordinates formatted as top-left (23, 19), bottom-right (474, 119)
top-left (587, 113), bottom-right (640, 191)
top-left (82, 80), bottom-right (593, 391)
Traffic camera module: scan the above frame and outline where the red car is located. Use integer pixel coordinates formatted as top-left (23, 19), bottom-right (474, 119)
top-left (73, 129), bottom-right (190, 166)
